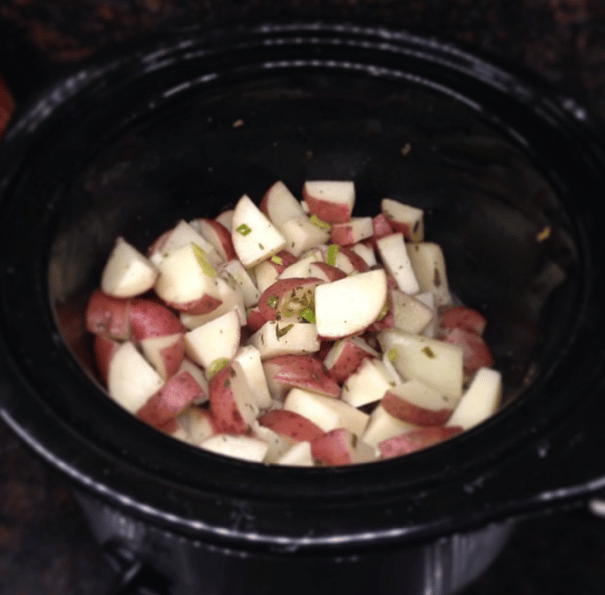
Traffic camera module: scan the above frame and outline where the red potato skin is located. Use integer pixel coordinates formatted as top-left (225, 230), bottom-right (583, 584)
top-left (264, 355), bottom-right (340, 398)
top-left (372, 213), bottom-right (394, 241)
top-left (92, 334), bottom-right (121, 384)
top-left (136, 371), bottom-right (205, 429)
top-left (330, 224), bottom-right (357, 246)
top-left (246, 306), bottom-right (268, 332)
top-left (157, 418), bottom-right (180, 435)
top-left (162, 294), bottom-right (223, 316)
top-left (258, 409), bottom-right (324, 442)
top-left (129, 298), bottom-right (185, 342)
top-left (379, 426), bottom-right (463, 459)
top-left (86, 290), bottom-right (131, 339)
top-left (143, 333), bottom-right (186, 379)
top-left (381, 391), bottom-right (453, 427)
top-left (309, 262), bottom-right (347, 282)
top-left (440, 306), bottom-right (487, 335)
top-left (338, 246), bottom-right (370, 272)
top-left (195, 218), bottom-right (237, 260)
top-left (258, 277), bottom-right (324, 321)
top-left (310, 428), bottom-right (355, 466)
top-left (441, 327), bottom-right (494, 374)
top-left (303, 189), bottom-right (352, 224)
top-left (325, 339), bottom-right (376, 384)
top-left (208, 363), bottom-right (250, 434)
top-left (267, 250), bottom-right (298, 274)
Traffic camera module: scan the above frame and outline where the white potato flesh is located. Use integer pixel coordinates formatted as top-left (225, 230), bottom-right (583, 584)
top-left (233, 345), bottom-right (273, 409)
top-left (283, 389), bottom-right (369, 437)
top-left (139, 332), bottom-right (184, 379)
top-left (253, 259), bottom-right (281, 294)
top-left (252, 422), bottom-right (294, 463)
top-left (361, 405), bottom-right (419, 450)
top-left (101, 237), bottom-right (159, 298)
top-left (315, 268), bottom-right (388, 339)
top-left (341, 358), bottom-right (397, 408)
top-left (378, 329), bottom-right (464, 399)
top-left (177, 407), bottom-right (215, 443)
top-left (376, 233), bottom-right (420, 295)
top-left (447, 367), bottom-right (502, 430)
top-left (280, 214), bottom-right (330, 257)
top-left (232, 195), bottom-right (287, 267)
top-left (275, 441), bottom-right (314, 467)
top-left (415, 291), bottom-right (438, 338)
top-left (406, 242), bottom-right (452, 307)
top-left (154, 243), bottom-right (221, 305)
top-left (381, 198), bottom-right (424, 242)
top-left (184, 309), bottom-right (241, 369)
top-left (262, 180), bottom-right (306, 228)
top-left (350, 242), bottom-right (377, 267)
top-left (247, 321), bottom-right (320, 359)
top-left (390, 289), bottom-right (434, 335)
top-left (107, 341), bottom-right (164, 413)
top-left (151, 220), bottom-right (223, 267)
top-left (200, 434), bottom-right (269, 463)
top-left (219, 259), bottom-right (260, 308)
top-left (278, 249), bottom-right (323, 279)
top-left (388, 378), bottom-right (457, 411)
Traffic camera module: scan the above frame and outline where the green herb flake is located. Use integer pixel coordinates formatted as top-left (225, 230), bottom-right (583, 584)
top-left (300, 307), bottom-right (316, 323)
top-left (309, 214), bottom-right (331, 230)
top-left (387, 347), bottom-right (398, 361)
top-left (275, 323), bottom-right (294, 339)
top-left (266, 295), bottom-right (279, 309)
top-left (377, 300), bottom-right (389, 321)
top-left (236, 223), bottom-right (252, 236)
top-left (271, 254), bottom-right (283, 265)
top-left (191, 243), bottom-right (217, 278)
top-left (422, 346), bottom-right (436, 359)
top-left (206, 357), bottom-right (229, 379)
top-left (327, 244), bottom-right (339, 266)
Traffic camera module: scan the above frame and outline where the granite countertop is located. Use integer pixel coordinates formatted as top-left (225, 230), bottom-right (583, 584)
top-left (2, 2), bottom-right (605, 593)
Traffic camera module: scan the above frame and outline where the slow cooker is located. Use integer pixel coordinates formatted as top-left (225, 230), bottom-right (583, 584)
top-left (1, 23), bottom-right (604, 595)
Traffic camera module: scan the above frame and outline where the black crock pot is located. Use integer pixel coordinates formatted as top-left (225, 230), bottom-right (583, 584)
top-left (1, 23), bottom-right (605, 595)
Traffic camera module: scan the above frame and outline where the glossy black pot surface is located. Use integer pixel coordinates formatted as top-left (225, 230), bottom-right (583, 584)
top-left (0, 22), bottom-right (604, 594)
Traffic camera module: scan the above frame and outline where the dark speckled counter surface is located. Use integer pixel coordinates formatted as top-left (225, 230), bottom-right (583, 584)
top-left (2, 2), bottom-right (605, 593)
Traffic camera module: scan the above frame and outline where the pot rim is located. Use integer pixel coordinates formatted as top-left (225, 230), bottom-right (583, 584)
top-left (1, 21), bottom-right (605, 554)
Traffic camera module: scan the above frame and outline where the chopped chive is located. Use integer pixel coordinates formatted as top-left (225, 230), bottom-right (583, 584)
top-left (266, 295), bottom-right (279, 309)
top-left (387, 347), bottom-right (398, 361)
top-left (377, 300), bottom-right (389, 321)
top-left (236, 223), bottom-right (252, 236)
top-left (191, 243), bottom-right (217, 278)
top-left (275, 323), bottom-right (294, 339)
top-left (300, 307), bottom-right (316, 323)
top-left (327, 244), bottom-right (339, 266)
top-left (422, 346), bottom-right (436, 359)
top-left (309, 214), bottom-right (331, 230)
top-left (206, 357), bottom-right (229, 379)
top-left (271, 254), bottom-right (283, 265)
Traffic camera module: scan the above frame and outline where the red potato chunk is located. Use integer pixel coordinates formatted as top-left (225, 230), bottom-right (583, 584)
top-left (303, 180), bottom-right (355, 224)
top-left (379, 426), bottom-right (463, 459)
top-left (258, 409), bottom-right (324, 442)
top-left (258, 277), bottom-right (324, 322)
top-left (92, 334), bottom-right (121, 384)
top-left (439, 305), bottom-right (487, 335)
top-left (311, 428), bottom-right (375, 466)
top-left (323, 336), bottom-right (378, 384)
top-left (440, 327), bottom-right (494, 375)
top-left (381, 389), bottom-right (453, 427)
top-left (372, 213), bottom-right (395, 241)
top-left (246, 306), bottom-right (268, 332)
top-left (191, 218), bottom-right (237, 261)
top-left (136, 371), bottom-right (206, 429)
top-left (308, 262), bottom-right (347, 282)
top-left (208, 362), bottom-right (259, 434)
top-left (263, 354), bottom-right (340, 398)
top-left (128, 298), bottom-right (185, 342)
top-left (86, 290), bottom-right (131, 340)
